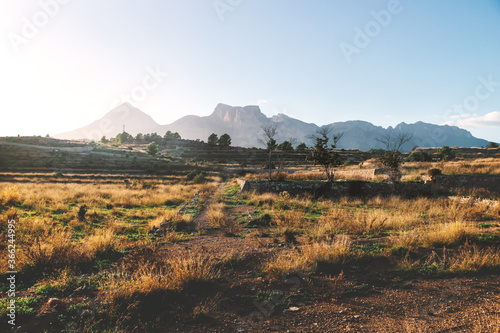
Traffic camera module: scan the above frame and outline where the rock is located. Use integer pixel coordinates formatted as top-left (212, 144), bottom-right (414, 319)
top-left (73, 286), bottom-right (91, 296)
top-left (47, 298), bottom-right (63, 309)
top-left (147, 225), bottom-right (158, 235)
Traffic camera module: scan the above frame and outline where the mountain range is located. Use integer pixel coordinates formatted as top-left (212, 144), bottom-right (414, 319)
top-left (55, 103), bottom-right (489, 151)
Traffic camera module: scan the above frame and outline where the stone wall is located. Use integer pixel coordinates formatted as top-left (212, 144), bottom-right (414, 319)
top-left (432, 174), bottom-right (500, 194)
top-left (238, 174), bottom-right (500, 197)
top-left (238, 179), bottom-right (432, 197)
top-left (334, 168), bottom-right (387, 180)
top-left (239, 179), bottom-right (329, 196)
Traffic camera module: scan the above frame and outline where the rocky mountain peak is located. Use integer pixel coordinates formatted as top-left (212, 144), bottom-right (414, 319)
top-left (211, 104), bottom-right (267, 124)
top-left (56, 103), bottom-right (489, 150)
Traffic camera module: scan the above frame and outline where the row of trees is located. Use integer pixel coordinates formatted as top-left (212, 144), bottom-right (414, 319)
top-left (102, 131), bottom-right (181, 145)
top-left (260, 124), bottom-right (415, 184)
top-left (259, 124), bottom-right (338, 181)
top-left (207, 133), bottom-right (231, 147)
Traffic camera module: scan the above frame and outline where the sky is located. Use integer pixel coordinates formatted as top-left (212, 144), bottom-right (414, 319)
top-left (1, 0), bottom-right (500, 142)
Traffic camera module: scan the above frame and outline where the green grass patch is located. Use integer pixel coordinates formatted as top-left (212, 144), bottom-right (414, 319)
top-left (36, 275), bottom-right (100, 298)
top-left (471, 233), bottom-right (500, 244)
top-left (0, 296), bottom-right (44, 318)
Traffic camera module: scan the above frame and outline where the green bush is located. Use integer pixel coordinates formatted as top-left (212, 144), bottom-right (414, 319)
top-left (193, 173), bottom-right (206, 184)
top-left (235, 169), bottom-right (251, 177)
top-left (428, 168), bottom-right (442, 177)
top-left (486, 142), bottom-right (499, 149)
top-left (406, 151), bottom-right (432, 162)
top-left (438, 146), bottom-right (455, 161)
top-left (186, 170), bottom-right (198, 181)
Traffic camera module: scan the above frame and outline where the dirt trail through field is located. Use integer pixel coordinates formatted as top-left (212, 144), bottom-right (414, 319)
top-left (188, 183), bottom-right (225, 230)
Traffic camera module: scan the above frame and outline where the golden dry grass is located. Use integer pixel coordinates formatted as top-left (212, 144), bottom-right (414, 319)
top-left (19, 224), bottom-right (90, 272)
top-left (471, 314), bottom-right (500, 333)
top-left (403, 157), bottom-right (500, 176)
top-left (398, 244), bottom-right (500, 276)
top-left (207, 202), bottom-right (237, 234)
top-left (1, 167), bottom-right (499, 331)
top-left (0, 179), bottom-right (218, 276)
top-left (0, 185), bottom-right (20, 206)
top-left (263, 237), bottom-right (352, 278)
top-left (450, 245), bottom-right (500, 273)
top-left (245, 157), bottom-right (500, 183)
top-left (103, 253), bottom-right (220, 304)
top-left (0, 181), bottom-right (211, 211)
top-left (392, 222), bottom-right (475, 249)
top-left (147, 209), bottom-right (192, 230)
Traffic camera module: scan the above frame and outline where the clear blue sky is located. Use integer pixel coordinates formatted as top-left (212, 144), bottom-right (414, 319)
top-left (1, 0), bottom-right (500, 142)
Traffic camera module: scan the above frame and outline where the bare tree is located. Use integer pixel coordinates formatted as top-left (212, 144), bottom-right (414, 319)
top-left (375, 133), bottom-right (413, 183)
top-left (259, 124), bottom-right (279, 181)
top-left (309, 126), bottom-right (344, 182)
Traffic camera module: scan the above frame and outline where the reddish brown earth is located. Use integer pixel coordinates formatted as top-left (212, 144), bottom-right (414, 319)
top-left (9, 203), bottom-right (500, 333)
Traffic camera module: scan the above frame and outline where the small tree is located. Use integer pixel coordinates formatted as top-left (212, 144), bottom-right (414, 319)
top-left (208, 133), bottom-right (218, 146)
top-left (309, 126), bottom-right (344, 182)
top-left (100, 136), bottom-right (109, 144)
top-left (277, 141), bottom-right (293, 151)
top-left (217, 133), bottom-right (231, 147)
top-left (486, 142), bottom-right (499, 149)
top-left (437, 146), bottom-right (456, 161)
top-left (164, 131), bottom-right (181, 140)
top-left (147, 142), bottom-right (159, 156)
top-left (375, 133), bottom-right (413, 183)
top-left (259, 124), bottom-right (279, 181)
top-left (276, 139), bottom-right (295, 172)
top-left (116, 131), bottom-right (133, 144)
top-left (296, 142), bottom-right (307, 151)
top-left (150, 133), bottom-right (162, 144)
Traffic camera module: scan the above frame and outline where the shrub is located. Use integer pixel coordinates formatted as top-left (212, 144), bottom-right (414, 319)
top-left (406, 151), bottom-right (432, 162)
top-left (193, 173), bottom-right (206, 184)
top-left (172, 220), bottom-right (195, 233)
top-left (282, 228), bottom-right (297, 243)
top-left (275, 172), bottom-right (288, 181)
top-left (428, 168), bottom-right (442, 177)
top-left (486, 142), bottom-right (499, 149)
top-left (186, 170), bottom-right (198, 181)
top-left (77, 205), bottom-right (87, 221)
top-left (438, 146), bottom-right (456, 161)
top-left (235, 169), bottom-right (251, 177)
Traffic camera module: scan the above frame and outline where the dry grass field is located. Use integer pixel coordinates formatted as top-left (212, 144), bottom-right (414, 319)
top-left (1, 159), bottom-right (500, 332)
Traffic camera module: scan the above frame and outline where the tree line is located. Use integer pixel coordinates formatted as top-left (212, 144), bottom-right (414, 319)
top-left (101, 130), bottom-right (181, 146)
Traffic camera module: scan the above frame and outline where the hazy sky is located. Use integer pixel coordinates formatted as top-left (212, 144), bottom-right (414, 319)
top-left (1, 0), bottom-right (500, 142)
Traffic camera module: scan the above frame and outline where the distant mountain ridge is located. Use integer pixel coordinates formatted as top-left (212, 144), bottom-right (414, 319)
top-left (55, 103), bottom-right (489, 151)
